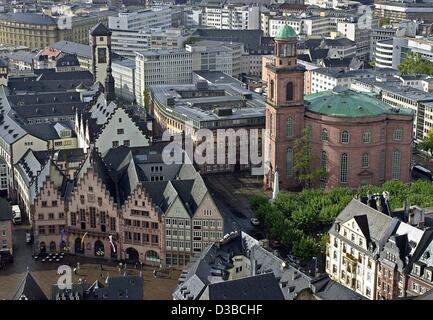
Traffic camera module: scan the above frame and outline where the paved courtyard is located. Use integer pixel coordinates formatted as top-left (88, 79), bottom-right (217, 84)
top-left (204, 172), bottom-right (270, 239)
top-left (0, 229), bottom-right (180, 300)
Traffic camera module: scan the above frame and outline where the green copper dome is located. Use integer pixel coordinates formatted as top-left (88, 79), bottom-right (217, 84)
top-left (275, 24), bottom-right (297, 40)
top-left (304, 87), bottom-right (413, 118)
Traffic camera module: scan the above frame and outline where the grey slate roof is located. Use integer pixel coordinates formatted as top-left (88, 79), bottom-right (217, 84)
top-left (174, 231), bottom-right (317, 300)
top-left (21, 122), bottom-right (75, 141)
top-left (51, 275), bottom-right (143, 300)
top-left (0, 13), bottom-right (57, 25)
top-left (56, 148), bottom-right (85, 162)
top-left (50, 40), bottom-right (92, 59)
top-left (207, 273), bottom-right (285, 300)
top-left (90, 23), bottom-right (112, 37)
top-left (12, 272), bottom-right (47, 300)
top-left (330, 199), bottom-right (399, 252)
top-left (312, 277), bottom-right (366, 300)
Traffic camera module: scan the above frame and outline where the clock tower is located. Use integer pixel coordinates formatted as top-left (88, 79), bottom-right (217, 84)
top-left (264, 25), bottom-right (305, 191)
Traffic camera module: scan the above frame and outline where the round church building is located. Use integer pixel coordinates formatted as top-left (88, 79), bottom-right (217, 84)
top-left (305, 87), bottom-right (414, 189)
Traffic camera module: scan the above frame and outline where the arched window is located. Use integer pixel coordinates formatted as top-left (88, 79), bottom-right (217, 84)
top-left (321, 128), bottom-right (328, 141)
top-left (340, 153), bottom-right (348, 183)
top-left (320, 151), bottom-right (327, 182)
top-left (287, 117), bottom-right (293, 137)
top-left (362, 153), bottom-right (369, 168)
top-left (286, 82), bottom-right (293, 101)
top-left (363, 131), bottom-right (371, 144)
top-left (380, 128), bottom-right (386, 142)
top-left (379, 150), bottom-right (385, 180)
top-left (341, 130), bottom-right (350, 144)
top-left (392, 150), bottom-right (401, 179)
top-left (393, 128), bottom-right (402, 141)
top-left (286, 148), bottom-right (293, 177)
top-left (270, 80), bottom-right (274, 100)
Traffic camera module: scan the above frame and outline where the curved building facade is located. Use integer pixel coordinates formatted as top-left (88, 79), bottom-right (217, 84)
top-left (305, 90), bottom-right (414, 189)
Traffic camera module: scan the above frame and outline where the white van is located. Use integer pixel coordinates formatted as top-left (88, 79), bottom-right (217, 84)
top-left (12, 205), bottom-right (21, 225)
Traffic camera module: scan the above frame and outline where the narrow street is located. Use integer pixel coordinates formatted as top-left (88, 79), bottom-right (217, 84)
top-left (204, 172), bottom-right (269, 239)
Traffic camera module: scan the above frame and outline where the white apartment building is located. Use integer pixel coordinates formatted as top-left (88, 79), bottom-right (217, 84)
top-left (108, 8), bottom-right (172, 31)
top-left (310, 68), bottom-right (388, 93)
top-left (202, 5), bottom-right (260, 30)
top-left (135, 49), bottom-right (193, 106)
top-left (112, 58), bottom-right (136, 103)
top-left (263, 14), bottom-right (332, 37)
top-left (111, 27), bottom-right (191, 59)
top-left (302, 15), bottom-right (332, 37)
top-left (186, 40), bottom-right (243, 77)
top-left (267, 17), bottom-right (302, 37)
top-left (111, 30), bottom-right (151, 58)
top-left (337, 18), bottom-right (379, 60)
top-left (326, 199), bottom-right (399, 300)
top-left (375, 39), bottom-right (394, 68)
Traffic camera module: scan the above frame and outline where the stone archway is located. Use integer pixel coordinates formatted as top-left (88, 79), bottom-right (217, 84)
top-left (75, 237), bottom-right (83, 254)
top-left (39, 242), bottom-right (46, 255)
top-left (125, 247), bottom-right (139, 263)
top-left (94, 240), bottom-right (105, 257)
top-left (49, 241), bottom-right (56, 252)
top-left (145, 250), bottom-right (160, 264)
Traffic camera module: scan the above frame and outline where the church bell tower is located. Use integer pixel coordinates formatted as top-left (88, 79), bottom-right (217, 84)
top-left (264, 25), bottom-right (305, 191)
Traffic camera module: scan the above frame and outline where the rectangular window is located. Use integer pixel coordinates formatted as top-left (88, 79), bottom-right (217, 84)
top-left (48, 225), bottom-right (56, 234)
top-left (112, 141), bottom-right (119, 148)
top-left (110, 217), bottom-right (116, 231)
top-left (393, 128), bottom-right (402, 141)
top-left (392, 150), bottom-right (401, 179)
top-left (70, 212), bottom-right (76, 226)
top-left (100, 211), bottom-right (106, 224)
top-left (38, 226), bottom-right (46, 235)
top-left (117, 129), bottom-right (124, 134)
top-left (151, 234), bottom-right (159, 244)
top-left (123, 140), bottom-right (130, 147)
top-left (90, 207), bottom-right (96, 228)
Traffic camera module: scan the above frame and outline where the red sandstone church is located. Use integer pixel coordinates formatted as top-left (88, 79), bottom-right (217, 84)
top-left (264, 25), bottom-right (414, 191)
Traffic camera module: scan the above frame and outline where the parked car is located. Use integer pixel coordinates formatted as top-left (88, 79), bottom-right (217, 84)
top-left (12, 205), bottom-right (22, 225)
top-left (270, 240), bottom-right (281, 249)
top-left (250, 218), bottom-right (260, 226)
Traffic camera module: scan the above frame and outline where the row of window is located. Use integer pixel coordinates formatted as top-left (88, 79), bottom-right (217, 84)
top-left (321, 128), bottom-right (403, 144)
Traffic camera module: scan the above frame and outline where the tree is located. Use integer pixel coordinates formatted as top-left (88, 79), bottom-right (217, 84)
top-left (379, 17), bottom-right (391, 27)
top-left (419, 127), bottom-right (433, 156)
top-left (143, 89), bottom-right (150, 110)
top-left (293, 127), bottom-right (323, 188)
top-left (398, 51), bottom-right (433, 76)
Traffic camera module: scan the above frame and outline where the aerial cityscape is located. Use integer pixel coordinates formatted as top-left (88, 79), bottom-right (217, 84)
top-left (0, 0), bottom-right (432, 305)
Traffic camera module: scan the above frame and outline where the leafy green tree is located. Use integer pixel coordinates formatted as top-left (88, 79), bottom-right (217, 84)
top-left (293, 127), bottom-right (323, 188)
top-left (419, 127), bottom-right (433, 156)
top-left (379, 17), bottom-right (391, 26)
top-left (292, 235), bottom-right (319, 260)
top-left (399, 51), bottom-right (433, 76)
top-left (143, 89), bottom-right (150, 110)
top-left (250, 195), bottom-right (269, 213)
